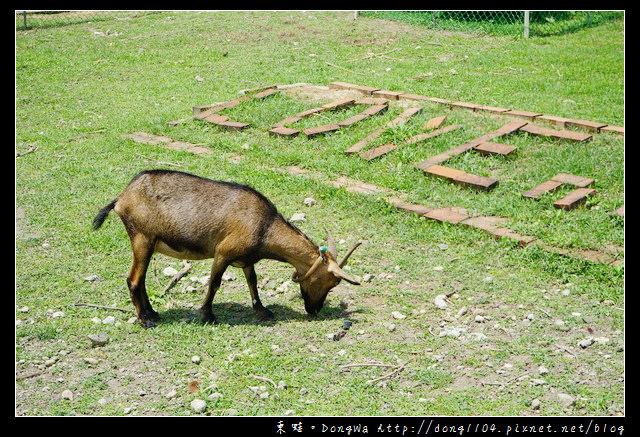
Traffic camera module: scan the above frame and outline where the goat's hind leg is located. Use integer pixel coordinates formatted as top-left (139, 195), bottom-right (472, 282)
top-left (127, 233), bottom-right (160, 328)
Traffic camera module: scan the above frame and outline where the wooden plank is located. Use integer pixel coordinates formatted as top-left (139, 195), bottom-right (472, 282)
top-left (475, 141), bottom-right (517, 156)
top-left (551, 173), bottom-right (594, 187)
top-left (423, 165), bottom-right (466, 180)
top-left (452, 172), bottom-right (499, 191)
top-left (405, 125), bottom-right (461, 145)
top-left (423, 115), bottom-right (447, 130)
top-left (553, 188), bottom-right (596, 210)
top-left (359, 143), bottom-right (397, 161)
top-left (322, 97), bottom-right (356, 110)
top-left (303, 123), bottom-right (340, 137)
top-left (203, 113), bottom-right (230, 124)
top-left (424, 208), bottom-right (469, 224)
top-left (338, 113), bottom-right (370, 127)
top-left (345, 128), bottom-right (384, 154)
top-left (346, 107), bottom-right (421, 154)
top-left (522, 180), bottom-right (564, 199)
top-left (519, 123), bottom-right (592, 142)
top-left (269, 126), bottom-right (300, 137)
top-left (505, 109), bottom-right (542, 121)
top-left (218, 120), bottom-right (250, 131)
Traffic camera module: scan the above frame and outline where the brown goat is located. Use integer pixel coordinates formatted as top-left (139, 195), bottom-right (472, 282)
top-left (93, 170), bottom-right (361, 327)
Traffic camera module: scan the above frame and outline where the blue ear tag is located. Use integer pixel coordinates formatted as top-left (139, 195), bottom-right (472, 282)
top-left (319, 246), bottom-right (328, 254)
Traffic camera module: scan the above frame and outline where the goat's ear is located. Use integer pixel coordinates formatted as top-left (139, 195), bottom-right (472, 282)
top-left (327, 261), bottom-right (360, 285)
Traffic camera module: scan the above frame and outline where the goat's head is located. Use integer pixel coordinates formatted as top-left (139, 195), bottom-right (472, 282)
top-left (292, 229), bottom-right (361, 315)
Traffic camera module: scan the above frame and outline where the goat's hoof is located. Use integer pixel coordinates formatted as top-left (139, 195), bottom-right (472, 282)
top-left (139, 318), bottom-right (157, 329)
top-left (256, 307), bottom-right (274, 321)
top-left (200, 313), bottom-right (218, 325)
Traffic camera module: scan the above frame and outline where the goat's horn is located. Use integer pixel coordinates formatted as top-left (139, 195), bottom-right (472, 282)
top-left (339, 241), bottom-right (362, 268)
top-left (325, 227), bottom-right (337, 258)
top-left (328, 262), bottom-right (360, 286)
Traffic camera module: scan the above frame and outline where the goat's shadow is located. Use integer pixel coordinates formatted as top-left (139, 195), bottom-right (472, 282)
top-left (159, 300), bottom-right (360, 327)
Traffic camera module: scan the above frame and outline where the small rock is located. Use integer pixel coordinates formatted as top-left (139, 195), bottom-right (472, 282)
top-left (362, 273), bottom-right (375, 283)
top-left (290, 213), bottom-right (306, 223)
top-left (51, 311), bottom-right (65, 319)
top-left (60, 389), bottom-right (74, 401)
top-left (102, 316), bottom-right (116, 325)
top-left (439, 326), bottom-right (465, 338)
top-left (538, 365), bottom-right (549, 375)
top-left (436, 243), bottom-right (449, 250)
top-left (531, 378), bottom-right (546, 386)
top-left (434, 294), bottom-right (448, 309)
top-left (432, 266), bottom-right (444, 271)
top-left (556, 393), bottom-right (576, 407)
top-left (467, 332), bottom-right (487, 342)
top-left (531, 399), bottom-right (541, 410)
top-left (84, 275), bottom-right (100, 282)
top-left (383, 322), bottom-right (396, 332)
top-left (191, 356), bottom-right (201, 363)
top-left (391, 311), bottom-right (406, 320)
top-left (221, 272), bottom-right (236, 281)
top-left (554, 320), bottom-right (570, 331)
top-left (162, 267), bottom-right (178, 276)
top-left (303, 197), bottom-right (317, 206)
top-left (88, 333), bottom-right (109, 347)
top-left (474, 315), bottom-right (485, 323)
top-left (284, 409), bottom-right (296, 416)
top-left (343, 320), bottom-right (352, 330)
top-left (455, 306), bottom-right (468, 318)
top-left (165, 389), bottom-right (178, 399)
top-left (207, 392), bottom-right (223, 401)
top-left (259, 391), bottom-right (269, 399)
top-left (578, 337), bottom-right (595, 349)
top-left (191, 399), bottom-right (207, 413)
top-left (84, 357), bottom-right (100, 365)
top-left (18, 306), bottom-right (29, 313)
top-left (277, 380), bottom-right (287, 390)
top-left (276, 280), bottom-right (292, 293)
top-left (332, 330), bottom-right (347, 341)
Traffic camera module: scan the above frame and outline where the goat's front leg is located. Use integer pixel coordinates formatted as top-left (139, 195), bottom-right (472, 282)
top-left (200, 257), bottom-right (229, 324)
top-left (243, 265), bottom-right (274, 320)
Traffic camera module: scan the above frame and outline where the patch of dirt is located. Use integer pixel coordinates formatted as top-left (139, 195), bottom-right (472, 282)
top-left (16, 207), bottom-right (41, 241)
top-left (280, 85), bottom-right (363, 105)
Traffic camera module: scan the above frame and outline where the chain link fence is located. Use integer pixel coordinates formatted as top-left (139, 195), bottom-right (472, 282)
top-left (358, 11), bottom-right (623, 37)
top-left (15, 10), bottom-right (157, 30)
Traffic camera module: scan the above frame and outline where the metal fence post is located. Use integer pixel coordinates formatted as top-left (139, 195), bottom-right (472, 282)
top-left (523, 11), bottom-right (530, 38)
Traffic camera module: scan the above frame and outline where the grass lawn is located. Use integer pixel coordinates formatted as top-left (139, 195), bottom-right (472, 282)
top-left (16, 11), bottom-right (623, 417)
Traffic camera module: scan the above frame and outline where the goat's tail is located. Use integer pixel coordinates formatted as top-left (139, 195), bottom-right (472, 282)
top-left (92, 199), bottom-right (117, 230)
